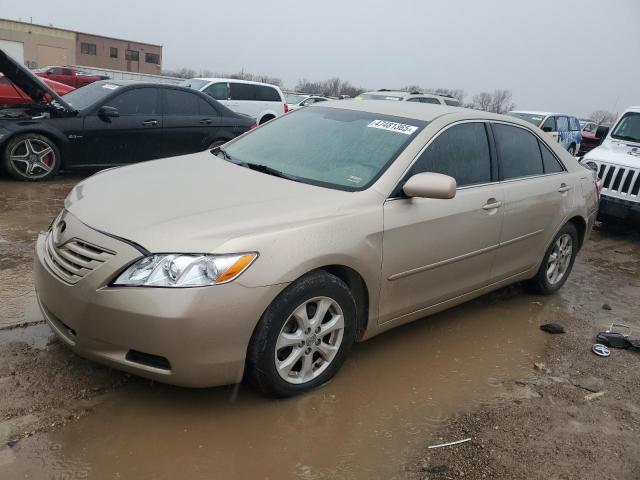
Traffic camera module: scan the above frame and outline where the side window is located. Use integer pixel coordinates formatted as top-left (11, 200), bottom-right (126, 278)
top-left (198, 97), bottom-right (218, 116)
top-left (62, 68), bottom-right (73, 76)
top-left (406, 98), bottom-right (421, 103)
top-left (539, 141), bottom-right (564, 174)
top-left (421, 97), bottom-right (441, 104)
top-left (557, 116), bottom-right (569, 132)
top-left (103, 88), bottom-right (159, 115)
top-left (165, 89), bottom-right (199, 115)
top-left (410, 123), bottom-right (492, 187)
top-left (541, 116), bottom-right (556, 132)
top-left (256, 85), bottom-right (281, 102)
top-left (569, 117), bottom-right (580, 131)
top-left (444, 99), bottom-right (460, 106)
top-left (493, 124), bottom-right (544, 180)
top-left (230, 83), bottom-right (256, 101)
top-left (203, 82), bottom-right (228, 100)
top-left (50, 68), bottom-right (63, 75)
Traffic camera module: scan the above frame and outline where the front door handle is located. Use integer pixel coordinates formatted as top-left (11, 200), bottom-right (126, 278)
top-left (558, 183), bottom-right (571, 193)
top-left (199, 119), bottom-right (213, 125)
top-left (482, 199), bottom-right (502, 210)
top-left (142, 119), bottom-right (159, 126)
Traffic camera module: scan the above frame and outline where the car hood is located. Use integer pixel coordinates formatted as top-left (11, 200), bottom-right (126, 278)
top-left (584, 139), bottom-right (640, 169)
top-left (0, 50), bottom-right (75, 113)
top-left (65, 153), bottom-right (367, 253)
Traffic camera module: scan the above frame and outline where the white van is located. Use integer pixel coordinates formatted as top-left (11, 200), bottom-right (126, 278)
top-left (182, 78), bottom-right (287, 125)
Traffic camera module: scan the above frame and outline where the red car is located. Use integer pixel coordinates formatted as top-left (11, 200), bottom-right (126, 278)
top-left (35, 66), bottom-right (106, 88)
top-left (0, 73), bottom-right (74, 105)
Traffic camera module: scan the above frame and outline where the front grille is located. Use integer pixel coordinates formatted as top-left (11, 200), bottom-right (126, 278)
top-left (595, 162), bottom-right (640, 198)
top-left (44, 230), bottom-right (115, 284)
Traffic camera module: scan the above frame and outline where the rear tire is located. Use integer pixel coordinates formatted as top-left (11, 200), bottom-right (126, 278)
top-left (529, 223), bottom-right (578, 295)
top-left (2, 133), bottom-right (60, 181)
top-left (246, 271), bottom-right (356, 397)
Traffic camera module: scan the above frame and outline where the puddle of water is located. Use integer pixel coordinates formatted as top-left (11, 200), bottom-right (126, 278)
top-left (4, 291), bottom-right (549, 480)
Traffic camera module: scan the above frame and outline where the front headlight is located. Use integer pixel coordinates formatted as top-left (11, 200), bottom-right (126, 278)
top-left (112, 253), bottom-right (258, 287)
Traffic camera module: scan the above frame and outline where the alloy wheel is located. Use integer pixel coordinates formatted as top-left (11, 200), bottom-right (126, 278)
top-left (9, 138), bottom-right (56, 179)
top-left (274, 296), bottom-right (345, 384)
top-left (546, 234), bottom-right (573, 285)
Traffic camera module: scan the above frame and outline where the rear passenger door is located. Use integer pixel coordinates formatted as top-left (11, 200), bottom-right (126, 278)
top-left (162, 88), bottom-right (220, 157)
top-left (379, 122), bottom-right (503, 323)
top-left (489, 123), bottom-right (569, 281)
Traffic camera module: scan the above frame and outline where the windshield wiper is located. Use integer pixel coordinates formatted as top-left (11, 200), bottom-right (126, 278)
top-left (212, 147), bottom-right (299, 182)
top-left (613, 135), bottom-right (640, 143)
top-left (244, 162), bottom-right (300, 181)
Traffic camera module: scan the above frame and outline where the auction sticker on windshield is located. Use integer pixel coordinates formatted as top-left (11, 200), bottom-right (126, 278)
top-left (368, 120), bottom-right (418, 135)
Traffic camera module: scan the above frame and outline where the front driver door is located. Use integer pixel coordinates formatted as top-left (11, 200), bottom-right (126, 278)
top-left (81, 86), bottom-right (162, 166)
top-left (379, 122), bottom-right (503, 324)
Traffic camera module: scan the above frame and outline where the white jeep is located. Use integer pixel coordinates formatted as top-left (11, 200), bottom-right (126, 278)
top-left (582, 106), bottom-right (640, 223)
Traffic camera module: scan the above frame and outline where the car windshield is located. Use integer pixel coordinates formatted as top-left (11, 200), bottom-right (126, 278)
top-left (610, 112), bottom-right (640, 144)
top-left (286, 94), bottom-right (307, 104)
top-left (358, 93), bottom-right (404, 101)
top-left (180, 79), bottom-right (211, 91)
top-left (223, 106), bottom-right (426, 191)
top-left (61, 82), bottom-right (120, 110)
top-left (507, 112), bottom-right (545, 127)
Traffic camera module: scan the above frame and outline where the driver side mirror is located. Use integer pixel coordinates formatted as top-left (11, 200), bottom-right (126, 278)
top-left (542, 126), bottom-right (553, 133)
top-left (403, 172), bottom-right (457, 199)
top-left (98, 106), bottom-right (120, 119)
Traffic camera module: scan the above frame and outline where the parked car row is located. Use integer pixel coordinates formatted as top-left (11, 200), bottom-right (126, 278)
top-left (34, 66), bottom-right (109, 88)
top-left (356, 89), bottom-right (462, 106)
top-left (0, 50), bottom-right (255, 180)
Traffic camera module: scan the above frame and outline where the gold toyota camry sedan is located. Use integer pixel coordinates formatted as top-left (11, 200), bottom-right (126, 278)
top-left (35, 101), bottom-right (600, 396)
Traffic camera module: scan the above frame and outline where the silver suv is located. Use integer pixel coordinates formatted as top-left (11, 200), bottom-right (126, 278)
top-left (356, 89), bottom-right (461, 106)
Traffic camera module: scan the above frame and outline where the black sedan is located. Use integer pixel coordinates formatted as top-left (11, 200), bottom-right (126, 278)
top-left (0, 50), bottom-right (255, 181)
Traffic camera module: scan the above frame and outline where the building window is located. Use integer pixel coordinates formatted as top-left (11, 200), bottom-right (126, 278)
top-left (81, 42), bottom-right (97, 55)
top-left (125, 49), bottom-right (139, 61)
top-left (145, 52), bottom-right (160, 64)
top-left (110, 47), bottom-right (118, 58)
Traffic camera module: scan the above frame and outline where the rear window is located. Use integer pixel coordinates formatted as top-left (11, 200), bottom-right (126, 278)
top-left (358, 93), bottom-right (404, 101)
top-left (230, 83), bottom-right (256, 101)
top-left (493, 124), bottom-right (544, 180)
top-left (165, 89), bottom-right (199, 115)
top-left (286, 94), bottom-right (306, 104)
top-left (256, 85), bottom-right (281, 102)
top-left (444, 99), bottom-right (460, 106)
top-left (569, 117), bottom-right (580, 131)
top-left (507, 112), bottom-right (545, 127)
top-left (180, 79), bottom-right (211, 91)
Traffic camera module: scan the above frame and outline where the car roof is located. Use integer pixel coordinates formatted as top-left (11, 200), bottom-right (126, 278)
top-left (622, 106), bottom-right (640, 113)
top-left (190, 77), bottom-right (282, 89)
top-left (316, 99), bottom-right (518, 123)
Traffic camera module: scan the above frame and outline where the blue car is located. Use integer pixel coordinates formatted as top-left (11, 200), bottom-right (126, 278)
top-left (508, 111), bottom-right (582, 156)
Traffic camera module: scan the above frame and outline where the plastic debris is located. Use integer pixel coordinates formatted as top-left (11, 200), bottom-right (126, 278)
top-left (428, 438), bottom-right (472, 449)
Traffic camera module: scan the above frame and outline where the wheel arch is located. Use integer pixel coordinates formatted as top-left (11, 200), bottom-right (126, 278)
top-left (1, 128), bottom-right (69, 163)
top-left (566, 215), bottom-right (587, 250)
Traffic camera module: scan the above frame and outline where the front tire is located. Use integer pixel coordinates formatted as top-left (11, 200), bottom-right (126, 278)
top-left (2, 133), bottom-right (60, 181)
top-left (246, 271), bottom-right (356, 397)
top-left (530, 223), bottom-right (578, 295)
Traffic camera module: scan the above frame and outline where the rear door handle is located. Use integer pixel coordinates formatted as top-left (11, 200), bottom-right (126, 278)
top-left (482, 199), bottom-right (502, 210)
top-left (558, 184), bottom-right (571, 193)
top-left (199, 119), bottom-right (213, 125)
top-left (142, 119), bottom-right (159, 126)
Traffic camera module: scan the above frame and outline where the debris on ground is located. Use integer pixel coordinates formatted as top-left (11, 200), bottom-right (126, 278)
top-left (539, 323), bottom-right (565, 334)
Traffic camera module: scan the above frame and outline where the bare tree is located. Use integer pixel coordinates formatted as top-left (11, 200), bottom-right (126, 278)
top-left (490, 89), bottom-right (515, 114)
top-left (162, 67), bottom-right (197, 79)
top-left (425, 88), bottom-right (466, 104)
top-left (402, 85), bottom-right (423, 93)
top-left (589, 110), bottom-right (617, 125)
top-left (472, 92), bottom-right (493, 111)
top-left (471, 90), bottom-right (515, 113)
top-left (294, 77), bottom-right (366, 97)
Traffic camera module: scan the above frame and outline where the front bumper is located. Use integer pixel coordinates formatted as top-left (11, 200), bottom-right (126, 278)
top-left (598, 194), bottom-right (640, 222)
top-left (34, 212), bottom-right (287, 388)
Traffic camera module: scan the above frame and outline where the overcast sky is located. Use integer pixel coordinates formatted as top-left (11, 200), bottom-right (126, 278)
top-left (2, 0), bottom-right (639, 117)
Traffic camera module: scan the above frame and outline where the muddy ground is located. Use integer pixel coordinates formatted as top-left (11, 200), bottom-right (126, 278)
top-left (0, 174), bottom-right (639, 479)
top-left (407, 224), bottom-right (640, 480)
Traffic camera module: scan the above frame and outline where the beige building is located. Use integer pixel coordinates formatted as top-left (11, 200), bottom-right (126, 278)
top-left (0, 18), bottom-right (162, 74)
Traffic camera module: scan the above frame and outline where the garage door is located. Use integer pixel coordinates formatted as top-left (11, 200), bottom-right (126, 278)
top-left (36, 45), bottom-right (69, 68)
top-left (0, 40), bottom-right (24, 63)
